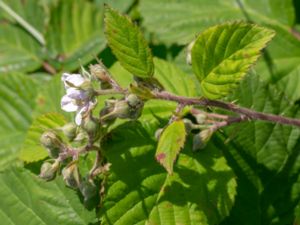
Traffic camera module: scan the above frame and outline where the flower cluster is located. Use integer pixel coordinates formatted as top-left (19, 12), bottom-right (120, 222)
top-left (61, 73), bottom-right (96, 125)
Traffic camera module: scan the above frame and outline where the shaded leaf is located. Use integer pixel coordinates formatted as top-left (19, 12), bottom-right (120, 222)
top-left (46, 0), bottom-right (105, 71)
top-left (100, 120), bottom-right (236, 225)
top-left (105, 5), bottom-right (154, 78)
top-left (191, 22), bottom-right (274, 99)
top-left (0, 74), bottom-right (38, 170)
top-left (155, 120), bottom-right (186, 174)
top-left (0, 167), bottom-right (96, 225)
top-left (19, 113), bottom-right (67, 163)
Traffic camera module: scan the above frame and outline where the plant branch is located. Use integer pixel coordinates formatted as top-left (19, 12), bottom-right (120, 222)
top-left (153, 91), bottom-right (300, 128)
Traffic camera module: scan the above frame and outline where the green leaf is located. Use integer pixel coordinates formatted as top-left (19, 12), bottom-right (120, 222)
top-left (100, 120), bottom-right (236, 225)
top-left (19, 113), bottom-right (67, 163)
top-left (104, 5), bottom-right (154, 78)
top-left (33, 74), bottom-right (72, 120)
top-left (218, 74), bottom-right (300, 225)
top-left (0, 167), bottom-right (96, 225)
top-left (191, 22), bottom-right (274, 99)
top-left (140, 0), bottom-right (294, 45)
top-left (46, 0), bottom-right (105, 71)
top-left (155, 120), bottom-right (186, 174)
top-left (95, 0), bottom-right (134, 12)
top-left (0, 24), bottom-right (42, 74)
top-left (0, 74), bottom-right (38, 170)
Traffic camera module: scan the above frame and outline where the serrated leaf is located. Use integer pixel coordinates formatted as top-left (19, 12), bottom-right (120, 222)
top-left (104, 5), bottom-right (154, 78)
top-left (46, 0), bottom-right (105, 71)
top-left (100, 120), bottom-right (236, 225)
top-left (0, 167), bottom-right (96, 225)
top-left (218, 74), bottom-right (300, 225)
top-left (0, 24), bottom-right (42, 74)
top-left (156, 120), bottom-right (186, 174)
top-left (19, 113), bottom-right (66, 163)
top-left (0, 74), bottom-right (38, 170)
top-left (191, 22), bottom-right (274, 99)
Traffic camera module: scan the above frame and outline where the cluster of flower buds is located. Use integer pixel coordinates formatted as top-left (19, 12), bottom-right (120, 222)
top-left (100, 94), bottom-right (144, 123)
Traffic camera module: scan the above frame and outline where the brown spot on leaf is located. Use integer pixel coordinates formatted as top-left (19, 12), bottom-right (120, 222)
top-left (156, 153), bottom-right (166, 162)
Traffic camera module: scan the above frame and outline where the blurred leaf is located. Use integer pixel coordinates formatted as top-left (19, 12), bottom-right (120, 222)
top-left (139, 0), bottom-right (294, 45)
top-left (34, 74), bottom-right (72, 120)
top-left (100, 120), bottom-right (236, 224)
top-left (104, 5), bottom-right (154, 78)
top-left (0, 167), bottom-right (96, 224)
top-left (219, 73), bottom-right (300, 225)
top-left (46, 0), bottom-right (105, 71)
top-left (191, 22), bottom-right (274, 99)
top-left (255, 25), bottom-right (300, 102)
top-left (19, 113), bottom-right (66, 163)
top-left (0, 24), bottom-right (42, 74)
top-left (0, 0), bottom-right (47, 34)
top-left (94, 0), bottom-right (134, 12)
top-left (0, 74), bottom-right (38, 170)
top-left (155, 120), bottom-right (186, 174)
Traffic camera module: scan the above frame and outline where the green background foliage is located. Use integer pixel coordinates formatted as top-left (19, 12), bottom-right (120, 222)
top-left (0, 0), bottom-right (300, 224)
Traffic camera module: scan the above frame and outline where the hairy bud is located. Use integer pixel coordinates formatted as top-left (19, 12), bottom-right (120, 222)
top-left (195, 113), bottom-right (207, 124)
top-left (101, 94), bottom-right (144, 122)
top-left (40, 131), bottom-right (64, 158)
top-left (186, 40), bottom-right (195, 65)
top-left (183, 118), bottom-right (194, 133)
top-left (155, 128), bottom-right (163, 140)
top-left (39, 161), bottom-right (59, 181)
top-left (62, 123), bottom-right (78, 141)
top-left (82, 116), bottom-right (101, 139)
top-left (192, 129), bottom-right (213, 151)
top-left (62, 163), bottom-right (81, 189)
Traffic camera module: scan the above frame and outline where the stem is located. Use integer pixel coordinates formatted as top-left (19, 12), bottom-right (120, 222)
top-left (94, 89), bottom-right (124, 96)
top-left (0, 0), bottom-right (45, 45)
top-left (153, 91), bottom-right (300, 128)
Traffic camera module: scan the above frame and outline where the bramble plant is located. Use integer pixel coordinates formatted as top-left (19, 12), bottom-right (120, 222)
top-left (2, 1), bottom-right (300, 225)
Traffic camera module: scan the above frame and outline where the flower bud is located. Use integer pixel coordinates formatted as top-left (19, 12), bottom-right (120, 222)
top-left (39, 161), bottom-right (59, 181)
top-left (183, 118), bottom-right (194, 133)
top-left (62, 123), bottom-right (78, 141)
top-left (101, 95), bottom-right (144, 121)
top-left (155, 128), bottom-right (163, 140)
top-left (192, 129), bottom-right (213, 151)
top-left (79, 180), bottom-right (98, 209)
top-left (195, 113), bottom-right (207, 124)
top-left (82, 116), bottom-right (101, 138)
top-left (62, 163), bottom-right (81, 189)
top-left (40, 131), bottom-right (63, 158)
top-left (186, 40), bottom-right (195, 65)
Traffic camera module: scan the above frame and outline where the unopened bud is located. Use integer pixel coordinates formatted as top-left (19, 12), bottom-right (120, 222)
top-left (192, 129), bottom-right (213, 151)
top-left (79, 180), bottom-right (98, 209)
top-left (186, 40), bottom-right (195, 65)
top-left (155, 128), bottom-right (163, 140)
top-left (39, 161), bottom-right (59, 181)
top-left (82, 116), bottom-right (100, 138)
top-left (62, 163), bottom-right (81, 189)
top-left (195, 113), bottom-right (207, 124)
top-left (183, 118), bottom-right (194, 133)
top-left (62, 123), bottom-right (78, 141)
top-left (40, 131), bottom-right (63, 158)
top-left (101, 95), bottom-right (144, 121)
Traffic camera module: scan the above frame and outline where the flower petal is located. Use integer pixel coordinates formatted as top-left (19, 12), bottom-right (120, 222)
top-left (66, 88), bottom-right (89, 100)
top-left (65, 74), bottom-right (85, 88)
top-left (75, 106), bottom-right (88, 125)
top-left (61, 95), bottom-right (79, 112)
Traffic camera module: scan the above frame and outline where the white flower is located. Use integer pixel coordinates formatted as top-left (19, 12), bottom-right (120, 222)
top-left (61, 73), bottom-right (96, 125)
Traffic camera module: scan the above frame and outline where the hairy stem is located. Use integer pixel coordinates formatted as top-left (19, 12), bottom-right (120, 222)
top-left (153, 91), bottom-right (300, 128)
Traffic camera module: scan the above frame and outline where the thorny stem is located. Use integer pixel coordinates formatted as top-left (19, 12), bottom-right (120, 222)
top-left (153, 91), bottom-right (300, 128)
